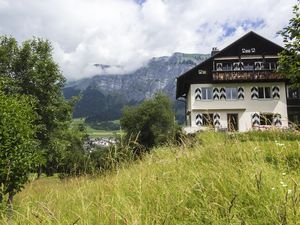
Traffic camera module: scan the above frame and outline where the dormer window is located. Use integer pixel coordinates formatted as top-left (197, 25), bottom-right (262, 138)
top-left (216, 63), bottom-right (223, 71)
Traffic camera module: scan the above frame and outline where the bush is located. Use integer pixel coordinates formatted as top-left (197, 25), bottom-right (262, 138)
top-left (0, 89), bottom-right (38, 204)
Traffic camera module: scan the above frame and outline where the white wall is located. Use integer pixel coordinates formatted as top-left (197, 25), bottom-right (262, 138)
top-left (188, 82), bottom-right (288, 131)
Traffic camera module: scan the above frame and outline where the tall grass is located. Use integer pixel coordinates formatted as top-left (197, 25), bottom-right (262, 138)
top-left (1, 131), bottom-right (300, 224)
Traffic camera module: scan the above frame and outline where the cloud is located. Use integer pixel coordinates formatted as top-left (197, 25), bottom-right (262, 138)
top-left (0, 0), bottom-right (296, 80)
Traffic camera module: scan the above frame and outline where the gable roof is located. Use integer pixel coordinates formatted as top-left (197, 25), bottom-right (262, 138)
top-left (176, 31), bottom-right (284, 99)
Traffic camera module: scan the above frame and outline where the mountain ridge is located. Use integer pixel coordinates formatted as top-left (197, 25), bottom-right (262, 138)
top-left (64, 52), bottom-right (209, 123)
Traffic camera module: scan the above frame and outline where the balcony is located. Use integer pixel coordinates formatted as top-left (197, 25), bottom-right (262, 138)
top-left (212, 70), bottom-right (284, 82)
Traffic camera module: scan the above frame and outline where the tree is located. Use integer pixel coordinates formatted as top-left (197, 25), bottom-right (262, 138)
top-left (0, 36), bottom-right (75, 176)
top-left (120, 93), bottom-right (176, 149)
top-left (278, 1), bottom-right (300, 87)
top-left (0, 89), bottom-right (38, 205)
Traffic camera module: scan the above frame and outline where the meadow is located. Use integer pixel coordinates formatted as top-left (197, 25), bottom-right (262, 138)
top-left (1, 131), bottom-right (300, 224)
top-left (72, 118), bottom-right (123, 138)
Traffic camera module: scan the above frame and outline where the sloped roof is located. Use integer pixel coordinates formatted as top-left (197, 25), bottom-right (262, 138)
top-left (176, 31), bottom-right (284, 99)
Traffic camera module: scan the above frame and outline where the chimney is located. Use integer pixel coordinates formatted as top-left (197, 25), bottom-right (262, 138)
top-left (211, 47), bottom-right (220, 56)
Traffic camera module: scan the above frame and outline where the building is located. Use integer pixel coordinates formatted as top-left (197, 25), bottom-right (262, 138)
top-left (176, 31), bottom-right (300, 132)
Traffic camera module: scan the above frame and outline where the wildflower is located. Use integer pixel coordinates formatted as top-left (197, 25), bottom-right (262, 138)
top-left (271, 187), bottom-right (275, 190)
top-left (280, 181), bottom-right (288, 187)
top-left (282, 172), bottom-right (286, 176)
top-left (275, 141), bottom-right (285, 147)
top-left (288, 189), bottom-right (292, 194)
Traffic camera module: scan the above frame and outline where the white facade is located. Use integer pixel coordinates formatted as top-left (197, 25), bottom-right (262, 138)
top-left (185, 82), bottom-right (288, 132)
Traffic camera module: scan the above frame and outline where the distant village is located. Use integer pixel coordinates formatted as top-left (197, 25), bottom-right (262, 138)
top-left (88, 137), bottom-right (117, 149)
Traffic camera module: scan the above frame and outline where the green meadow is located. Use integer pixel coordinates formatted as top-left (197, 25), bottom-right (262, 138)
top-left (72, 118), bottom-right (123, 138)
top-left (2, 131), bottom-right (300, 224)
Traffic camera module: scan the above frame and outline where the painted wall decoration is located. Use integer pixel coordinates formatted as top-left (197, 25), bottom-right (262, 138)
top-left (213, 87), bottom-right (219, 100)
top-left (196, 114), bottom-right (203, 126)
top-left (272, 86), bottom-right (280, 99)
top-left (195, 88), bottom-right (202, 100)
top-left (220, 87), bottom-right (226, 100)
top-left (251, 113), bottom-right (260, 126)
top-left (237, 87), bottom-right (244, 100)
top-left (251, 87), bottom-right (259, 99)
top-left (273, 113), bottom-right (282, 126)
top-left (213, 113), bottom-right (221, 127)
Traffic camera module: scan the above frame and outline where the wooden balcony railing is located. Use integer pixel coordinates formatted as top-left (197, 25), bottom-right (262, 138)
top-left (213, 71), bottom-right (284, 81)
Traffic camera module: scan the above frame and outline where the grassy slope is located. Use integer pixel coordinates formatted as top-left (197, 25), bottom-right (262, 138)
top-left (4, 131), bottom-right (300, 224)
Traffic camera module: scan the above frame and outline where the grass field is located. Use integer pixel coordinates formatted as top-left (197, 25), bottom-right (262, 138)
top-left (72, 118), bottom-right (123, 138)
top-left (2, 131), bottom-right (300, 224)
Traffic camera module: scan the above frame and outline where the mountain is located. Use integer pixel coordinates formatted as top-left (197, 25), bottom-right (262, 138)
top-left (64, 52), bottom-right (209, 123)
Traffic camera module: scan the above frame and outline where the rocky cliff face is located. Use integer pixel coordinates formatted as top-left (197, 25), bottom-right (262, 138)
top-left (64, 52), bottom-right (209, 121)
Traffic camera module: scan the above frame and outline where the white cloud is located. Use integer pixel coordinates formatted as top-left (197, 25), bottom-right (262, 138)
top-left (0, 0), bottom-right (297, 80)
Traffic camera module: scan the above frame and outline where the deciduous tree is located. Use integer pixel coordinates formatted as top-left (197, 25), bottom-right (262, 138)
top-left (0, 89), bottom-right (38, 205)
top-left (278, 1), bottom-right (300, 87)
top-left (120, 93), bottom-right (176, 149)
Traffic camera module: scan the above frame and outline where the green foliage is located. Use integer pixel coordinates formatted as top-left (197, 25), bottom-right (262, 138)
top-left (0, 35), bottom-right (76, 176)
top-left (120, 93), bottom-right (176, 149)
top-left (278, 1), bottom-right (300, 87)
top-left (87, 120), bottom-right (120, 131)
top-left (0, 90), bottom-right (38, 203)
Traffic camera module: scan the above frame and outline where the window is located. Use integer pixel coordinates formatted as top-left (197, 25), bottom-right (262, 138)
top-left (202, 87), bottom-right (213, 100)
top-left (254, 62), bottom-right (264, 70)
top-left (244, 62), bottom-right (254, 70)
top-left (260, 113), bottom-right (273, 125)
top-left (287, 86), bottom-right (300, 99)
top-left (226, 87), bottom-right (237, 100)
top-left (222, 62), bottom-right (232, 71)
top-left (258, 87), bottom-right (271, 99)
top-left (288, 112), bottom-right (300, 126)
top-left (203, 114), bottom-right (214, 126)
top-left (268, 62), bottom-right (277, 70)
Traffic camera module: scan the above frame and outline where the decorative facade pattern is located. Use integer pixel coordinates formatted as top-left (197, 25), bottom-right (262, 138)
top-left (196, 114), bottom-right (203, 126)
top-left (237, 87), bottom-right (244, 100)
top-left (220, 87), bottom-right (226, 100)
top-left (273, 113), bottom-right (282, 126)
top-left (272, 86), bottom-right (280, 99)
top-left (251, 113), bottom-right (260, 126)
top-left (213, 88), bottom-right (219, 100)
top-left (213, 113), bottom-right (221, 127)
top-left (195, 88), bottom-right (201, 100)
top-left (251, 87), bottom-right (259, 99)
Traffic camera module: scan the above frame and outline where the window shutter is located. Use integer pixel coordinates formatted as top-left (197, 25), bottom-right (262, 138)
top-left (272, 86), bottom-right (280, 99)
top-left (251, 113), bottom-right (260, 126)
top-left (238, 87), bottom-right (244, 100)
top-left (239, 62), bottom-right (244, 70)
top-left (213, 87), bottom-right (219, 100)
top-left (220, 87), bottom-right (226, 100)
top-left (196, 114), bottom-right (203, 126)
top-left (213, 113), bottom-right (221, 127)
top-left (216, 63), bottom-right (222, 71)
top-left (273, 113), bottom-right (282, 126)
top-left (251, 87), bottom-right (258, 99)
top-left (195, 88), bottom-right (202, 100)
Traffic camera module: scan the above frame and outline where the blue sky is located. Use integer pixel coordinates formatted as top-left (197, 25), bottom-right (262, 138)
top-left (0, 0), bottom-right (296, 80)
